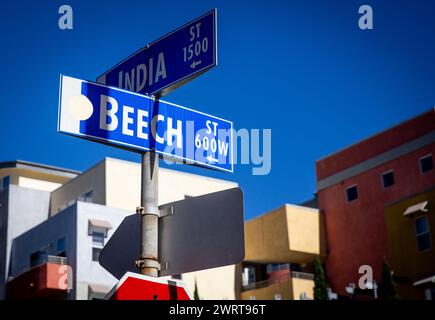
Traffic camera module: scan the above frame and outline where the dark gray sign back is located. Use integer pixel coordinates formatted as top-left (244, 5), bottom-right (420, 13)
top-left (99, 187), bottom-right (244, 278)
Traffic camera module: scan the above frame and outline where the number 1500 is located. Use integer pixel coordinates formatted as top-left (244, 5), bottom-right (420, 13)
top-left (183, 37), bottom-right (209, 62)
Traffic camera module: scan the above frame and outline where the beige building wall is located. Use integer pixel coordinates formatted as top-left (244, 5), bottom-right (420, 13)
top-left (18, 177), bottom-right (61, 192)
top-left (182, 265), bottom-right (238, 300)
top-left (1, 167), bottom-right (72, 192)
top-left (50, 161), bottom-right (106, 215)
top-left (105, 157), bottom-right (238, 210)
top-left (51, 158), bottom-right (238, 214)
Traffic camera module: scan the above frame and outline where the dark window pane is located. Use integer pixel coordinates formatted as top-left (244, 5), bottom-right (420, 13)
top-left (92, 247), bottom-right (102, 261)
top-left (79, 190), bottom-right (93, 203)
top-left (30, 251), bottom-right (45, 267)
top-left (420, 155), bottom-right (433, 173)
top-left (417, 234), bottom-right (431, 251)
top-left (416, 217), bottom-right (429, 234)
top-left (57, 237), bottom-right (66, 251)
top-left (347, 186), bottom-right (358, 202)
top-left (382, 172), bottom-right (395, 188)
top-left (2, 176), bottom-right (10, 189)
top-left (92, 232), bottom-right (105, 246)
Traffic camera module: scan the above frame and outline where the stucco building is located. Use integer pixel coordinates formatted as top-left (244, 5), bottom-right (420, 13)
top-left (240, 204), bottom-right (326, 300)
top-left (316, 108), bottom-right (435, 298)
top-left (1, 158), bottom-right (238, 299)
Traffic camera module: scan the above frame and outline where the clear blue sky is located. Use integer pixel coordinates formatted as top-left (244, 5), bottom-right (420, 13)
top-left (1, 0), bottom-right (434, 220)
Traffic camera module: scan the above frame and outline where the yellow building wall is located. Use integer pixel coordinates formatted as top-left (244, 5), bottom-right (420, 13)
top-left (244, 204), bottom-right (323, 264)
top-left (384, 189), bottom-right (435, 299)
top-left (244, 206), bottom-right (290, 263)
top-left (240, 278), bottom-right (294, 300)
top-left (292, 278), bottom-right (314, 300)
top-left (286, 204), bottom-right (323, 259)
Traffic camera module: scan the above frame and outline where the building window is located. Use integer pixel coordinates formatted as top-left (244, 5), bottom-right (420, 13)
top-left (78, 190), bottom-right (93, 203)
top-left (420, 154), bottom-right (434, 174)
top-left (57, 237), bottom-right (66, 252)
top-left (266, 263), bottom-right (289, 273)
top-left (1, 176), bottom-right (10, 190)
top-left (92, 247), bottom-right (102, 261)
top-left (415, 216), bottom-right (431, 251)
top-left (346, 185), bottom-right (358, 202)
top-left (425, 288), bottom-right (435, 300)
top-left (88, 219), bottom-right (111, 262)
top-left (382, 171), bottom-right (395, 189)
top-left (242, 267), bottom-right (256, 286)
top-left (30, 250), bottom-right (46, 267)
top-left (92, 231), bottom-right (105, 247)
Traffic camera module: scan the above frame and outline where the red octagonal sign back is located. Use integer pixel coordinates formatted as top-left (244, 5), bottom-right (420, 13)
top-left (105, 272), bottom-right (192, 300)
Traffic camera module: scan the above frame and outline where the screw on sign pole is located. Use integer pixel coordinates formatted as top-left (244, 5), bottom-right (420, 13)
top-left (135, 150), bottom-right (160, 277)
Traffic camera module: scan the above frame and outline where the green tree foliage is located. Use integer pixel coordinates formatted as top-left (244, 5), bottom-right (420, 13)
top-left (380, 260), bottom-right (399, 300)
top-left (313, 257), bottom-right (328, 300)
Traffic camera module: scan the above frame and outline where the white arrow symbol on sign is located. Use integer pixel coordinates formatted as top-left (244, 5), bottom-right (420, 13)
top-left (190, 60), bottom-right (202, 69)
top-left (206, 155), bottom-right (218, 163)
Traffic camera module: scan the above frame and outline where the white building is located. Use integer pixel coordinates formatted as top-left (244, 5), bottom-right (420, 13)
top-left (0, 158), bottom-right (239, 300)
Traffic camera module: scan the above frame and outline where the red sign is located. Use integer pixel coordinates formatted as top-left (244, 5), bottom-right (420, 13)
top-left (105, 272), bottom-right (192, 300)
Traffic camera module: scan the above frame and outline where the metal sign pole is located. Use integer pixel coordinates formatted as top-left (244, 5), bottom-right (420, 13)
top-left (135, 151), bottom-right (160, 277)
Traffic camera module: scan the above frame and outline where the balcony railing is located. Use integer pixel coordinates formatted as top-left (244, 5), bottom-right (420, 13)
top-left (242, 271), bottom-right (314, 291)
top-left (8, 255), bottom-right (69, 283)
top-left (291, 271), bottom-right (315, 280)
top-left (31, 254), bottom-right (68, 268)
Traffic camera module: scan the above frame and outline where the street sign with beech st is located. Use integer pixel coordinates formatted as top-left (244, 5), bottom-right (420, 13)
top-left (58, 75), bottom-right (233, 172)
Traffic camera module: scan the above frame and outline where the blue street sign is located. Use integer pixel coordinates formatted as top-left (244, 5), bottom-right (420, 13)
top-left (58, 75), bottom-right (233, 172)
top-left (97, 9), bottom-right (217, 97)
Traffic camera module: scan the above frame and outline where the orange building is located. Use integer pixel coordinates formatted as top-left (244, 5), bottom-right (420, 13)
top-left (316, 108), bottom-right (435, 298)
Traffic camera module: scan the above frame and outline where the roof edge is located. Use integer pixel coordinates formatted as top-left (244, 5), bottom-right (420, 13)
top-left (315, 107), bottom-right (435, 164)
top-left (0, 160), bottom-right (81, 175)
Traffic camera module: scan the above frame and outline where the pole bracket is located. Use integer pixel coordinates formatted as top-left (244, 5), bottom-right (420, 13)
top-left (160, 261), bottom-right (169, 271)
top-left (159, 205), bottom-right (175, 218)
top-left (135, 258), bottom-right (161, 271)
top-left (136, 206), bottom-right (160, 216)
top-left (136, 206), bottom-right (144, 215)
